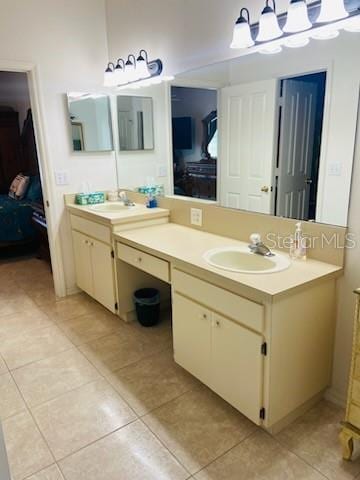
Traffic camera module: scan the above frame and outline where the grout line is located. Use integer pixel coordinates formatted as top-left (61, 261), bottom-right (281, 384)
top-left (7, 344), bottom-right (76, 373)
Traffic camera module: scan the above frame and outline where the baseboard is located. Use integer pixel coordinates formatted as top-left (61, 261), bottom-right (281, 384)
top-left (325, 387), bottom-right (347, 408)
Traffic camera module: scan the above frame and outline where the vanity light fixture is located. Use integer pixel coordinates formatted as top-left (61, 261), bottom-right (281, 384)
top-left (230, 8), bottom-right (255, 49)
top-left (230, 0), bottom-right (360, 56)
top-left (283, 0), bottom-right (312, 33)
top-left (256, 0), bottom-right (283, 42)
top-left (316, 0), bottom-right (349, 23)
top-left (136, 50), bottom-right (150, 78)
top-left (103, 50), bottom-right (167, 88)
top-left (104, 63), bottom-right (115, 87)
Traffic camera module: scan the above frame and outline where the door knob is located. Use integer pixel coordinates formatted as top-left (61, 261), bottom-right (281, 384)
top-left (261, 186), bottom-right (269, 193)
top-left (305, 178), bottom-right (313, 185)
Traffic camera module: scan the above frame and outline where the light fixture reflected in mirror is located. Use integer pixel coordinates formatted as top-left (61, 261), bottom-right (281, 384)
top-left (230, 8), bottom-right (255, 49)
top-left (316, 0), bottom-right (348, 23)
top-left (283, 0), bottom-right (312, 33)
top-left (114, 59), bottom-right (126, 85)
top-left (256, 0), bottom-right (283, 42)
top-left (259, 44), bottom-right (283, 54)
top-left (284, 35), bottom-right (310, 48)
top-left (104, 63), bottom-right (115, 87)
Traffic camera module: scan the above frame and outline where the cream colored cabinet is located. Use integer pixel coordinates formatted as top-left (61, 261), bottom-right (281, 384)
top-left (71, 230), bottom-right (116, 313)
top-left (72, 230), bottom-right (93, 296)
top-left (173, 290), bottom-right (264, 425)
top-left (211, 312), bottom-right (263, 424)
top-left (173, 294), bottom-right (212, 386)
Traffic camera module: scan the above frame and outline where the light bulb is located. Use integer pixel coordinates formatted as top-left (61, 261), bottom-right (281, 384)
top-left (114, 61), bottom-right (125, 85)
top-left (125, 56), bottom-right (136, 83)
top-left (230, 8), bottom-right (255, 49)
top-left (316, 0), bottom-right (348, 23)
top-left (256, 0), bottom-right (283, 42)
top-left (283, 0), bottom-right (312, 33)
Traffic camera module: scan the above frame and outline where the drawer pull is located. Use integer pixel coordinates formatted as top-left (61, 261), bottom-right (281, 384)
top-left (136, 257), bottom-right (142, 263)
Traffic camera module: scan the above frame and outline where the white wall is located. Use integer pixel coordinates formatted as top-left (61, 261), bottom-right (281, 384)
top-left (105, 0), bottom-right (360, 404)
top-left (0, 0), bottom-right (116, 294)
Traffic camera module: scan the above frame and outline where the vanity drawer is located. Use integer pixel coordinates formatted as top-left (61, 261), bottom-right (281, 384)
top-left (117, 243), bottom-right (170, 283)
top-left (70, 215), bottom-right (111, 245)
top-left (172, 269), bottom-right (264, 333)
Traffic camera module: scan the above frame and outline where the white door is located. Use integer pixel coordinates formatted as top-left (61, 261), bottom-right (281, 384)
top-left (90, 239), bottom-right (116, 313)
top-left (211, 313), bottom-right (264, 425)
top-left (72, 231), bottom-right (93, 296)
top-left (276, 80), bottom-right (318, 220)
top-left (172, 293), bottom-right (212, 386)
top-left (220, 80), bottom-right (278, 214)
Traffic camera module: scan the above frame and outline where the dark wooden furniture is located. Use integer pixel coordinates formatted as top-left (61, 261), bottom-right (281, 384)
top-left (184, 161), bottom-right (217, 200)
top-left (31, 205), bottom-right (51, 265)
top-left (0, 109), bottom-right (23, 193)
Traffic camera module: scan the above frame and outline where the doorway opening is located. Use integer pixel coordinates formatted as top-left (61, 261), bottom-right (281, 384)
top-left (171, 86), bottom-right (218, 201)
top-left (0, 71), bottom-right (53, 289)
top-left (274, 71), bottom-right (326, 221)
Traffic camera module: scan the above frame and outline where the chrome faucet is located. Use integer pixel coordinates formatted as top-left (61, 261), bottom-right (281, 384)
top-left (249, 233), bottom-right (274, 257)
top-left (119, 191), bottom-right (135, 207)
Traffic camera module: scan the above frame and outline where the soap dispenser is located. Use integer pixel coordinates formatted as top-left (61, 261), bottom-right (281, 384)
top-left (293, 222), bottom-right (307, 260)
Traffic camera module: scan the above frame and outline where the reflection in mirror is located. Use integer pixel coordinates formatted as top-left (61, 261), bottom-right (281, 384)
top-left (117, 96), bottom-right (154, 151)
top-left (171, 87), bottom-right (217, 200)
top-left (171, 35), bottom-right (360, 227)
top-left (67, 93), bottom-right (113, 152)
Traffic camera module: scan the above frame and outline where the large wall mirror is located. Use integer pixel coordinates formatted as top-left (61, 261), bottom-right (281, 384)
top-left (117, 96), bottom-right (154, 151)
top-left (67, 93), bottom-right (114, 152)
top-left (169, 34), bottom-right (360, 227)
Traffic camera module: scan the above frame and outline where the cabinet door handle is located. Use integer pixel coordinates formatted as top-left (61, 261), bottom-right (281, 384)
top-left (214, 320), bottom-right (220, 328)
top-left (136, 257), bottom-right (142, 263)
top-left (201, 313), bottom-right (208, 320)
top-left (84, 240), bottom-right (89, 245)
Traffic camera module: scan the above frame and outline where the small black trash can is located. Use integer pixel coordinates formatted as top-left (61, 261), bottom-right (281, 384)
top-left (133, 288), bottom-right (160, 327)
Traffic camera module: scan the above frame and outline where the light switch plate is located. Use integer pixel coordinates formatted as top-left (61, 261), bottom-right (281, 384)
top-left (54, 170), bottom-right (69, 186)
top-left (191, 208), bottom-right (203, 227)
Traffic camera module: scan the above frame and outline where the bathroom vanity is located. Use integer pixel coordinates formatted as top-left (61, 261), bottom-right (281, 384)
top-left (113, 222), bottom-right (341, 433)
top-left (66, 199), bottom-right (169, 313)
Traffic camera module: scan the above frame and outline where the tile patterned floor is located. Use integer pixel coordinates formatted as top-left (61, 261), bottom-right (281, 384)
top-left (0, 256), bottom-right (359, 479)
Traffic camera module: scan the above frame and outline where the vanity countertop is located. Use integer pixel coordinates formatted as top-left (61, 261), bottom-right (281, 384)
top-left (66, 202), bottom-right (170, 226)
top-left (114, 223), bottom-right (342, 301)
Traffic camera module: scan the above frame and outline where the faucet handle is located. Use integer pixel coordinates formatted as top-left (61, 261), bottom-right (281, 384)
top-left (119, 191), bottom-right (127, 200)
top-left (250, 233), bottom-right (261, 245)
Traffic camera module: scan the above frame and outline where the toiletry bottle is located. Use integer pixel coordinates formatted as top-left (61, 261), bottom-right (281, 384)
top-left (294, 222), bottom-right (307, 260)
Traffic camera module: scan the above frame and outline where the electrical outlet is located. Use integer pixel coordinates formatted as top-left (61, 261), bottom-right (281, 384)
top-left (191, 208), bottom-right (203, 227)
top-left (54, 170), bottom-right (69, 186)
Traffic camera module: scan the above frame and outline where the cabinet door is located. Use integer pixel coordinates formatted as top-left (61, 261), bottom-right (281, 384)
top-left (90, 239), bottom-right (116, 313)
top-left (72, 230), bottom-right (93, 296)
top-left (212, 313), bottom-right (263, 425)
top-left (173, 293), bottom-right (211, 385)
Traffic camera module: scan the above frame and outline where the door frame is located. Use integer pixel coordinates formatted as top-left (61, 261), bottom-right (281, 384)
top-left (272, 62), bottom-right (334, 223)
top-left (0, 59), bottom-right (66, 297)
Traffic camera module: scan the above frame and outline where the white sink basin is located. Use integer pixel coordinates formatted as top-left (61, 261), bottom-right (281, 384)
top-left (203, 246), bottom-right (291, 274)
top-left (89, 203), bottom-right (140, 213)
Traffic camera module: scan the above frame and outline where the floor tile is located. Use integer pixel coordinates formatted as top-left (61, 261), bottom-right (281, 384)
top-left (32, 378), bottom-right (137, 460)
top-left (2, 411), bottom-right (53, 480)
top-left (194, 430), bottom-right (326, 480)
top-left (56, 310), bottom-right (125, 346)
top-left (143, 385), bottom-right (256, 474)
top-left (22, 282), bottom-right (57, 307)
top-left (12, 349), bottom-right (101, 407)
top-left (107, 349), bottom-right (199, 415)
top-left (276, 400), bottom-right (360, 480)
top-left (130, 313), bottom-right (173, 344)
top-left (59, 420), bottom-right (188, 480)
top-left (0, 325), bottom-right (73, 370)
top-left (0, 309), bottom-right (53, 342)
top-left (0, 291), bottom-right (38, 317)
top-left (0, 372), bottom-right (26, 420)
top-left (79, 331), bottom-right (170, 375)
top-left (0, 354), bottom-right (7, 375)
top-left (40, 293), bottom-right (101, 323)
top-left (26, 464), bottom-right (65, 479)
